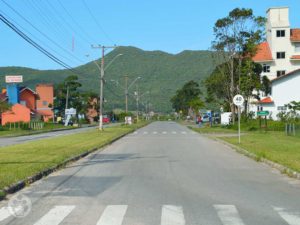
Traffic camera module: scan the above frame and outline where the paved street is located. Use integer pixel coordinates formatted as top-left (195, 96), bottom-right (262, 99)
top-left (1, 121), bottom-right (300, 225)
top-left (0, 123), bottom-right (120, 147)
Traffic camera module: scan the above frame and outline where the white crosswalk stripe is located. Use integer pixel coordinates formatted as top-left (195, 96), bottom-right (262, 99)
top-left (143, 131), bottom-right (148, 134)
top-left (274, 207), bottom-right (300, 225)
top-left (172, 131), bottom-right (177, 134)
top-left (153, 131), bottom-right (158, 134)
top-left (181, 131), bottom-right (187, 134)
top-left (0, 207), bottom-right (11, 222)
top-left (33, 205), bottom-right (75, 225)
top-left (2, 203), bottom-right (298, 225)
top-left (133, 131), bottom-right (138, 135)
top-left (214, 205), bottom-right (246, 225)
top-left (96, 205), bottom-right (128, 225)
top-left (162, 131), bottom-right (167, 134)
top-left (161, 205), bottom-right (185, 225)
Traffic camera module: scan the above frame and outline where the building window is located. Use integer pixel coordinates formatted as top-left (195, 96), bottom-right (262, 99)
top-left (276, 30), bottom-right (285, 37)
top-left (277, 106), bottom-right (287, 111)
top-left (43, 101), bottom-right (48, 106)
top-left (263, 64), bottom-right (270, 73)
top-left (276, 52), bottom-right (285, 59)
top-left (295, 43), bottom-right (300, 53)
top-left (277, 70), bottom-right (286, 77)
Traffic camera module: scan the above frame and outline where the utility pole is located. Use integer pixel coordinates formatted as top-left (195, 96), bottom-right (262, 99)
top-left (91, 45), bottom-right (117, 130)
top-left (124, 75), bottom-right (128, 113)
top-left (135, 83), bottom-right (139, 122)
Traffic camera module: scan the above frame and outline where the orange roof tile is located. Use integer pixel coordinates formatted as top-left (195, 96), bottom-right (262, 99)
top-left (259, 97), bottom-right (273, 104)
top-left (291, 55), bottom-right (300, 60)
top-left (291, 29), bottom-right (300, 42)
top-left (252, 42), bottom-right (273, 62)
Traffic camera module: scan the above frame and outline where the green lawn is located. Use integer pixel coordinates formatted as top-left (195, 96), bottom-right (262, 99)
top-left (0, 122), bottom-right (148, 191)
top-left (221, 131), bottom-right (300, 173)
top-left (191, 126), bottom-right (237, 134)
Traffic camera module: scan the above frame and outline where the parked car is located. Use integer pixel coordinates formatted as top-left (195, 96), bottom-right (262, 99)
top-left (102, 115), bottom-right (110, 123)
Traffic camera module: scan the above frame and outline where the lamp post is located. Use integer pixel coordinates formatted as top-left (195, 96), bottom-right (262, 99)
top-left (86, 51), bottom-right (122, 130)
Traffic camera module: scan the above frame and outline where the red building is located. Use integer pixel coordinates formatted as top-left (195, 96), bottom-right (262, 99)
top-left (1, 84), bottom-right (54, 125)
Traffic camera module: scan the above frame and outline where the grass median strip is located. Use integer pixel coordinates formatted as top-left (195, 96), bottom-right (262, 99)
top-left (0, 122), bottom-right (148, 193)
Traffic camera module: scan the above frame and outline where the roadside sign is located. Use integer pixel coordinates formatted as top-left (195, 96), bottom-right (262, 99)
top-left (233, 95), bottom-right (244, 107)
top-left (5, 75), bottom-right (23, 83)
top-left (257, 111), bottom-right (269, 116)
top-left (65, 108), bottom-right (76, 115)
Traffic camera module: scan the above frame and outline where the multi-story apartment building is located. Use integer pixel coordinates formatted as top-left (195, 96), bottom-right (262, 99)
top-left (253, 7), bottom-right (300, 80)
top-left (250, 7), bottom-right (300, 120)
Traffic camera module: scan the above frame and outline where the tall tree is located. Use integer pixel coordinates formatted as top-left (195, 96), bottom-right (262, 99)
top-left (170, 80), bottom-right (203, 115)
top-left (211, 8), bottom-right (265, 122)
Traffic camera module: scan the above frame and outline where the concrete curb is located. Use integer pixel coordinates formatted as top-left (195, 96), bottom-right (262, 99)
top-left (0, 122), bottom-right (150, 201)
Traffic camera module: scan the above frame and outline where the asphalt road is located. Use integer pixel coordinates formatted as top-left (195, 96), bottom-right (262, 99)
top-left (0, 123), bottom-right (120, 147)
top-left (1, 121), bottom-right (300, 225)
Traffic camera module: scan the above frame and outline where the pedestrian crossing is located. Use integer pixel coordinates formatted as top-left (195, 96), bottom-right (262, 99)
top-left (1, 204), bottom-right (300, 225)
top-left (129, 131), bottom-right (196, 136)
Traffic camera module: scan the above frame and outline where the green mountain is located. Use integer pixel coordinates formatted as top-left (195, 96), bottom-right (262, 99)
top-left (0, 46), bottom-right (217, 112)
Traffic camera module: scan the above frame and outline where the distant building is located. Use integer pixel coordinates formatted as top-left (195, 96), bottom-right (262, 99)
top-left (1, 83), bottom-right (54, 125)
top-left (36, 84), bottom-right (54, 122)
top-left (250, 7), bottom-right (300, 120)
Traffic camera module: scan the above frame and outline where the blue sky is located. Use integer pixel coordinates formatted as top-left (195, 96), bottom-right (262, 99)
top-left (0, 0), bottom-right (300, 70)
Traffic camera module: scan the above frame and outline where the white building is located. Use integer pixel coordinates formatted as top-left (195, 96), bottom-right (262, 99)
top-left (253, 7), bottom-right (300, 80)
top-left (250, 7), bottom-right (300, 120)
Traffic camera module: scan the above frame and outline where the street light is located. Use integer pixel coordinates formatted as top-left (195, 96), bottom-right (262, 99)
top-left (125, 76), bottom-right (141, 113)
top-left (86, 53), bottom-right (123, 130)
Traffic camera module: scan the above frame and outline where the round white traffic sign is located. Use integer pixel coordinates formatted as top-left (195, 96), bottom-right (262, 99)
top-left (233, 95), bottom-right (244, 106)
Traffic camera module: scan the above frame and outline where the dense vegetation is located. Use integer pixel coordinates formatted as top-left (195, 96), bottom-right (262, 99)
top-left (0, 46), bottom-right (217, 112)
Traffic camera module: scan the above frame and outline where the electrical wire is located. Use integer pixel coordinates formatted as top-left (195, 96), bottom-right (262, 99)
top-left (81, 0), bottom-right (115, 44)
top-left (0, 13), bottom-right (84, 75)
top-left (0, 0), bottom-right (84, 65)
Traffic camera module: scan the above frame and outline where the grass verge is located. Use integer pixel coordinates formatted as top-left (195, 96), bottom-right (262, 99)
top-left (191, 126), bottom-right (237, 134)
top-left (221, 131), bottom-right (300, 173)
top-left (0, 121), bottom-right (149, 197)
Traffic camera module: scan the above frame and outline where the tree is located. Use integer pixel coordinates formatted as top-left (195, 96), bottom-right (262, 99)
top-left (170, 80), bottom-right (203, 115)
top-left (54, 75), bottom-right (82, 116)
top-left (211, 8), bottom-right (265, 122)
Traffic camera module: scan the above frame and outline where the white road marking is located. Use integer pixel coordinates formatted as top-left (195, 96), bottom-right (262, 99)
top-left (274, 207), bottom-right (300, 225)
top-left (96, 205), bottom-right (128, 225)
top-left (214, 205), bottom-right (246, 225)
top-left (133, 131), bottom-right (138, 135)
top-left (181, 131), bottom-right (187, 134)
top-left (143, 131), bottom-right (148, 134)
top-left (172, 131), bottom-right (177, 134)
top-left (153, 131), bottom-right (158, 134)
top-left (34, 205), bottom-right (75, 225)
top-left (161, 205), bottom-right (185, 225)
top-left (0, 207), bottom-right (11, 222)
top-left (162, 131), bottom-right (167, 134)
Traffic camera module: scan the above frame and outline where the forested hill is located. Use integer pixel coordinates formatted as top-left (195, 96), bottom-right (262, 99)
top-left (0, 46), bottom-right (217, 112)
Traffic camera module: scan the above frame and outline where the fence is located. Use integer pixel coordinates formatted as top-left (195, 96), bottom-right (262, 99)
top-left (0, 121), bottom-right (45, 131)
top-left (285, 123), bottom-right (300, 137)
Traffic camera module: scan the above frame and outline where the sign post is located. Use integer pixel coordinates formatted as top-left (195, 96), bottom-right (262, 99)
top-left (233, 94), bottom-right (244, 144)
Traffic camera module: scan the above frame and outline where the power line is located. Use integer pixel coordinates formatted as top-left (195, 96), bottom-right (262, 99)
top-left (0, 13), bottom-right (83, 75)
top-left (0, 0), bottom-right (84, 65)
top-left (56, 0), bottom-right (98, 44)
top-left (81, 0), bottom-right (115, 44)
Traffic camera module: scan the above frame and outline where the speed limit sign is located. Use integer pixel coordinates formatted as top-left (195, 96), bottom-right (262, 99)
top-left (233, 95), bottom-right (244, 107)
